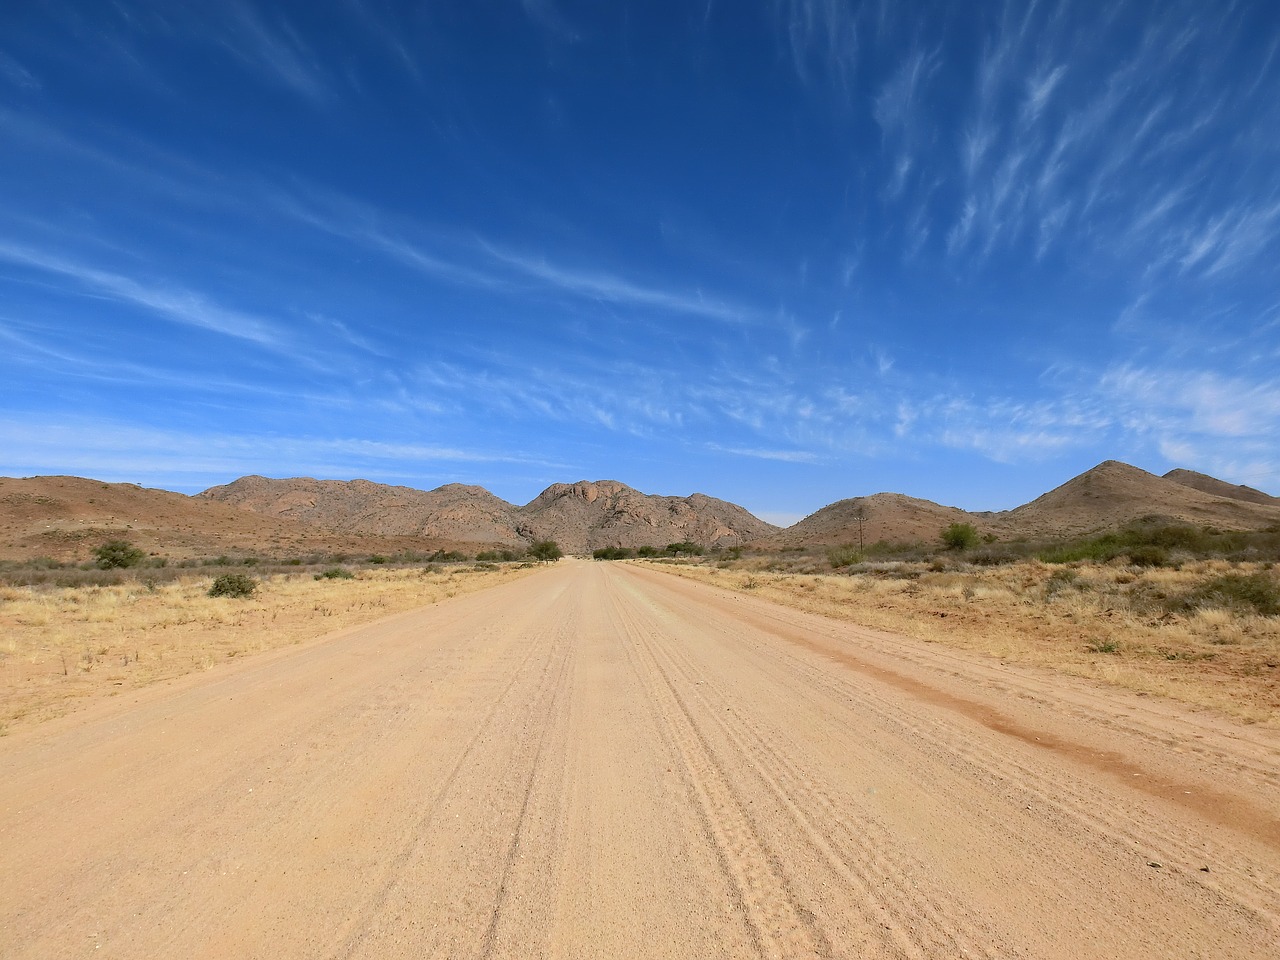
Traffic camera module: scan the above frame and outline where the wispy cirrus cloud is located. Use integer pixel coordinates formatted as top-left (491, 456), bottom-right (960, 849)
top-left (217, 2), bottom-right (333, 103)
top-left (478, 242), bottom-right (757, 325)
top-left (0, 51), bottom-right (40, 91)
top-left (774, 0), bottom-right (860, 98)
top-left (706, 443), bottom-right (825, 464)
top-left (273, 184), bottom-right (760, 325)
top-left (0, 240), bottom-right (288, 350)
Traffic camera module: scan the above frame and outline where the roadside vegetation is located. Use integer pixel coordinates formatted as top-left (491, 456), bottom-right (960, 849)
top-left (643, 520), bottom-right (1280, 725)
top-left (0, 542), bottom-right (544, 735)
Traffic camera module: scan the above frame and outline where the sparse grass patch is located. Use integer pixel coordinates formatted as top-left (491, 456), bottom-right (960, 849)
top-left (0, 564), bottom-right (540, 734)
top-left (647, 555), bottom-right (1280, 725)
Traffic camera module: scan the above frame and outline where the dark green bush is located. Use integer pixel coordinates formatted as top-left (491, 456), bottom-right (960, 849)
top-left (593, 546), bottom-right (634, 560)
top-left (94, 540), bottom-right (145, 569)
top-left (315, 567), bottom-right (354, 580)
top-left (208, 573), bottom-right (258, 598)
top-left (428, 549), bottom-right (468, 563)
top-left (665, 541), bottom-right (704, 556)
top-left (1173, 573), bottom-right (1280, 616)
top-left (528, 541), bottom-right (563, 562)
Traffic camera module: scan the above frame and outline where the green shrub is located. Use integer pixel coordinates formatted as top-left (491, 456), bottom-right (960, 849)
top-left (593, 546), bottom-right (634, 560)
top-left (941, 523), bottom-right (979, 551)
top-left (368, 554), bottom-right (389, 564)
top-left (1125, 545), bottom-right (1170, 568)
top-left (635, 545), bottom-right (660, 558)
top-left (94, 540), bottom-right (144, 569)
top-left (315, 567), bottom-right (354, 580)
top-left (428, 549), bottom-right (468, 563)
top-left (665, 541), bottom-right (704, 556)
top-left (528, 540), bottom-right (563, 562)
top-left (1173, 573), bottom-right (1280, 616)
top-left (208, 573), bottom-right (258, 598)
top-left (827, 545), bottom-right (862, 569)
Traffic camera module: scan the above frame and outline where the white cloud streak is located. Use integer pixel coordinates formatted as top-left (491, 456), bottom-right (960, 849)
top-left (0, 240), bottom-right (288, 350)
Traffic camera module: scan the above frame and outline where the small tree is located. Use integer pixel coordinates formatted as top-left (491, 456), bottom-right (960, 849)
top-left (528, 540), bottom-right (563, 562)
top-left (941, 523), bottom-right (980, 551)
top-left (95, 539), bottom-right (145, 569)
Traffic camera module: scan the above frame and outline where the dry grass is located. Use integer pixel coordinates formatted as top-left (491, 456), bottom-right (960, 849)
top-left (651, 558), bottom-right (1280, 726)
top-left (0, 563), bottom-right (537, 734)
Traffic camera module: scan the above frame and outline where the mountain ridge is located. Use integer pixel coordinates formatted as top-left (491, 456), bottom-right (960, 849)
top-left (3, 461), bottom-right (1277, 561)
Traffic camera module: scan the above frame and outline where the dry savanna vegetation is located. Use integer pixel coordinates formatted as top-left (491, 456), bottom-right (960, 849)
top-left (0, 561), bottom-right (538, 734)
top-left (651, 554), bottom-right (1280, 724)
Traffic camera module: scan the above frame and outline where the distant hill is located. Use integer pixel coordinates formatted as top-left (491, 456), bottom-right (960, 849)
top-left (755, 461), bottom-right (1280, 550)
top-left (5, 461), bottom-right (1277, 562)
top-left (759, 492), bottom-right (999, 551)
top-left (0, 476), bottom-right (461, 563)
top-left (199, 476), bottom-right (778, 554)
top-left (1163, 469), bottom-right (1280, 507)
top-left (198, 476), bottom-right (524, 547)
top-left (1002, 461), bottom-right (1280, 540)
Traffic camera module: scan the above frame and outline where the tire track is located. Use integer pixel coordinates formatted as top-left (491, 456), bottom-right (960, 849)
top-left (620, 565), bottom-right (1280, 953)
top-left (603, 579), bottom-right (835, 960)
top-left (331, 578), bottom-right (578, 959)
top-left (608, 574), bottom-right (1006, 959)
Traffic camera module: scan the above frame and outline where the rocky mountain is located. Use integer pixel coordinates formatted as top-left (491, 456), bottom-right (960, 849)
top-left (6, 461), bottom-right (1276, 562)
top-left (198, 476), bottom-right (778, 553)
top-left (197, 476), bottom-right (524, 546)
top-left (0, 476), bottom-right (459, 563)
top-left (1163, 469), bottom-right (1280, 507)
top-left (519, 480), bottom-right (777, 554)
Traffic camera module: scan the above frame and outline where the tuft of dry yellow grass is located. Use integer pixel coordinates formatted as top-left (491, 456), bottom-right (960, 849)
top-left (0, 564), bottom-right (537, 734)
top-left (650, 558), bottom-right (1280, 726)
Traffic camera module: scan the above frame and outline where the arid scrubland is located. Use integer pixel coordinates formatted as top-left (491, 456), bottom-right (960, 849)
top-left (0, 563), bottom-right (536, 733)
top-left (652, 556), bottom-right (1280, 725)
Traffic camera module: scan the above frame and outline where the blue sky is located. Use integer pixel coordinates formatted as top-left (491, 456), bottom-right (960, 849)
top-left (2, 0), bottom-right (1278, 524)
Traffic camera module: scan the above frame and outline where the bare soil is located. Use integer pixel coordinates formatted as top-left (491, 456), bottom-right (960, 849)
top-left (2, 559), bottom-right (1277, 958)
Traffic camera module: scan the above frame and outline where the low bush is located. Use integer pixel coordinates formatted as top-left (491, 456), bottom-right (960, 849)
top-left (208, 573), bottom-right (258, 598)
top-left (593, 546), bottom-right (634, 560)
top-left (94, 540), bottom-right (145, 569)
top-left (941, 523), bottom-right (980, 551)
top-left (827, 545), bottom-right (862, 569)
top-left (1172, 573), bottom-right (1280, 617)
top-left (315, 567), bottom-right (355, 580)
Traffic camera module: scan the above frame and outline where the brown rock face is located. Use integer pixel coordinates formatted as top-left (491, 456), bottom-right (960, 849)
top-left (519, 481), bottom-right (777, 554)
top-left (198, 476), bottom-right (525, 547)
top-left (198, 477), bottom-right (777, 553)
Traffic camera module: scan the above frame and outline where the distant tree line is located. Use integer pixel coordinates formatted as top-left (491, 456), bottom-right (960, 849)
top-left (593, 541), bottom-right (705, 560)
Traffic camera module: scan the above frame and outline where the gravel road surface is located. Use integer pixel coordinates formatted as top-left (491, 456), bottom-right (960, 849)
top-left (3, 559), bottom-right (1277, 958)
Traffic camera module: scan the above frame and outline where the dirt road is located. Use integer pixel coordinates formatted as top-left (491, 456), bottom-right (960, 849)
top-left (3, 560), bottom-right (1278, 958)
